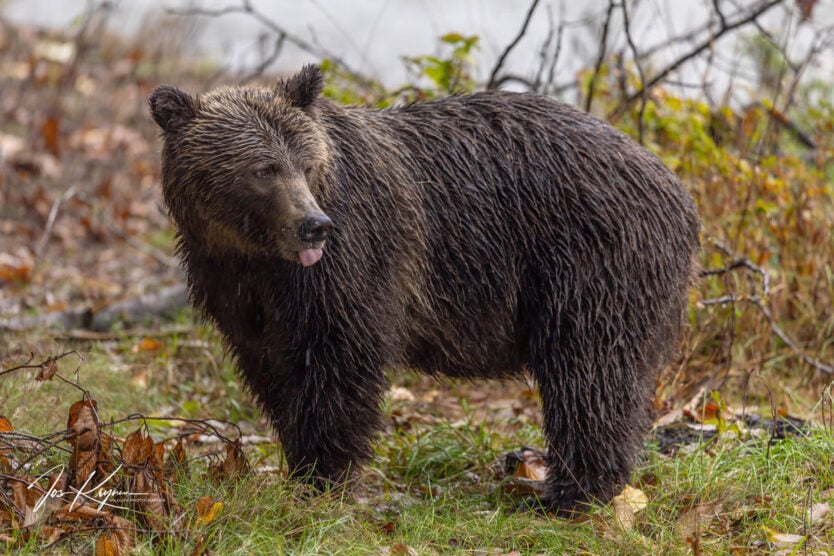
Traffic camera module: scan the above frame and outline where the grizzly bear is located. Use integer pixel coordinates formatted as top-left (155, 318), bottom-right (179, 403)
top-left (149, 65), bottom-right (700, 514)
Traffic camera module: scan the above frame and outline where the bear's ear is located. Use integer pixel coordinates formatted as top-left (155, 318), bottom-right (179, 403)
top-left (280, 65), bottom-right (324, 109)
top-left (149, 85), bottom-right (196, 133)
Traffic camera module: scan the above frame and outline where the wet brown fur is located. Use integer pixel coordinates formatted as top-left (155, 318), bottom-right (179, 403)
top-left (150, 65), bottom-right (700, 513)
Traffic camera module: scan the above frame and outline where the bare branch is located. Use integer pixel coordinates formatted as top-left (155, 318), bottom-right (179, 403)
top-left (586, 0), bottom-right (617, 113)
top-left (487, 0), bottom-right (542, 90)
top-left (712, 0), bottom-right (727, 28)
top-left (621, 0), bottom-right (646, 143)
top-left (168, 1), bottom-right (375, 89)
top-left (699, 241), bottom-right (833, 376)
top-left (546, 4), bottom-right (567, 94)
top-left (612, 0), bottom-right (788, 117)
top-left (242, 32), bottom-right (287, 82)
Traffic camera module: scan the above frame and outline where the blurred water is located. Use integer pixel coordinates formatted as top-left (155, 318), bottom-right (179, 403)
top-left (5, 0), bottom-right (833, 100)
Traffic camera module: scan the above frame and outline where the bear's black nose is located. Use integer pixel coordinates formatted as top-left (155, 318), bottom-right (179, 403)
top-left (298, 214), bottom-right (333, 242)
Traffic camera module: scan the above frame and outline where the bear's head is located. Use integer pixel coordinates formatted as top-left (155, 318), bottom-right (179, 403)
top-left (149, 65), bottom-right (333, 267)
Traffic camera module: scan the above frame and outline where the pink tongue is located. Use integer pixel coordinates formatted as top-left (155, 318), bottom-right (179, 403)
top-left (298, 248), bottom-right (323, 267)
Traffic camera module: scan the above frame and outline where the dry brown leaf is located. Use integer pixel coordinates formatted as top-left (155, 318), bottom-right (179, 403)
top-left (512, 449), bottom-right (547, 482)
top-left (0, 416), bottom-right (11, 466)
top-left (105, 515), bottom-right (135, 553)
top-left (132, 468), bottom-right (170, 533)
top-left (0, 253), bottom-right (32, 284)
top-left (380, 544), bottom-right (419, 556)
top-left (222, 440), bottom-right (250, 480)
top-left (190, 534), bottom-right (206, 556)
top-left (612, 498), bottom-right (637, 530)
top-left (10, 480), bottom-right (41, 527)
top-left (41, 117), bottom-right (60, 157)
top-left (56, 502), bottom-right (108, 522)
top-left (73, 443), bottom-right (99, 488)
top-left (195, 495), bottom-right (223, 526)
top-left (152, 441), bottom-right (166, 470)
top-left (611, 485), bottom-right (648, 530)
top-left (67, 399), bottom-right (99, 451)
top-left (35, 358), bottom-right (58, 381)
top-left (389, 385), bottom-right (415, 402)
top-left (165, 438), bottom-right (187, 478)
top-left (39, 526), bottom-right (64, 546)
top-left (123, 429), bottom-right (153, 467)
top-left (95, 532), bottom-right (121, 556)
top-left (132, 337), bottom-right (164, 353)
top-left (678, 501), bottom-right (723, 540)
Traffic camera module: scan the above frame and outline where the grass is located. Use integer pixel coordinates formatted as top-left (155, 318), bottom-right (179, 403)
top-left (2, 327), bottom-right (833, 555)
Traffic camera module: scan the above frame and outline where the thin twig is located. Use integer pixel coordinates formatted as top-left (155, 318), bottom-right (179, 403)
top-left (0, 351), bottom-right (83, 379)
top-left (699, 242), bottom-right (833, 376)
top-left (242, 32), bottom-right (287, 82)
top-left (621, 0), bottom-right (647, 143)
top-left (586, 0), bottom-right (617, 112)
top-left (546, 3), bottom-right (567, 95)
top-left (612, 0), bottom-right (787, 117)
top-left (712, 0), bottom-right (727, 28)
top-left (487, 0), bottom-right (542, 89)
top-left (169, 0), bottom-right (375, 90)
top-left (35, 185), bottom-right (77, 260)
top-left (533, 4), bottom-right (556, 93)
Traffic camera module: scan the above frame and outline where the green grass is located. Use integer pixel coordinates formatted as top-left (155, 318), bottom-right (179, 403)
top-left (2, 331), bottom-right (833, 554)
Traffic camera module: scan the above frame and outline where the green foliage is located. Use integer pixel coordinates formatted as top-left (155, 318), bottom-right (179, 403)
top-left (403, 33), bottom-right (479, 96)
top-left (319, 33), bottom-right (479, 108)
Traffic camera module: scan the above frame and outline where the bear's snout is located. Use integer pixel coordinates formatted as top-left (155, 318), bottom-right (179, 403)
top-left (298, 214), bottom-right (333, 243)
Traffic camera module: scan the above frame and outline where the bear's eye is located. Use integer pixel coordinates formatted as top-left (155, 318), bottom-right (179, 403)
top-left (253, 166), bottom-right (279, 180)
top-left (304, 166), bottom-right (315, 181)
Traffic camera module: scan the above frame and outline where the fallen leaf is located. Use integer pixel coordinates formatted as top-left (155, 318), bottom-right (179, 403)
top-left (678, 501), bottom-right (723, 540)
top-left (190, 535), bottom-right (206, 556)
top-left (0, 252), bottom-right (32, 284)
top-left (67, 400), bottom-right (99, 450)
top-left (165, 438), bottom-right (188, 478)
top-left (380, 544), bottom-right (419, 556)
top-left (196, 496), bottom-right (223, 526)
top-left (217, 439), bottom-right (250, 481)
top-left (41, 117), bottom-right (60, 157)
top-left (807, 502), bottom-right (829, 524)
top-left (510, 448), bottom-right (547, 481)
top-left (95, 532), bottom-right (121, 556)
top-left (0, 416), bottom-right (11, 469)
top-left (389, 385), bottom-right (415, 402)
top-left (123, 429), bottom-right (154, 467)
top-left (612, 499), bottom-right (636, 530)
top-left (611, 485), bottom-right (647, 530)
top-left (132, 467), bottom-right (171, 533)
top-left (763, 526), bottom-right (806, 547)
top-left (132, 337), bottom-right (164, 353)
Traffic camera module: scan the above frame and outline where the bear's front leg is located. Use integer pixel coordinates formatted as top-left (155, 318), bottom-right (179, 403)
top-left (264, 348), bottom-right (389, 489)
